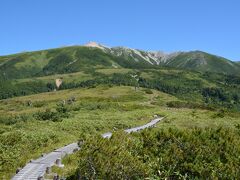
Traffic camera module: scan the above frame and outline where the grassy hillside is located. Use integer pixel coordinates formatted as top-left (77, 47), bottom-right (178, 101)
top-left (0, 46), bottom-right (123, 80)
top-left (1, 85), bottom-right (240, 178)
top-left (1, 68), bottom-right (240, 112)
top-left (0, 46), bottom-right (239, 82)
top-left (0, 85), bottom-right (173, 177)
top-left (166, 51), bottom-right (240, 74)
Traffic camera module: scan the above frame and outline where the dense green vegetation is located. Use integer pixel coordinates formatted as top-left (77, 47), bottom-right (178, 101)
top-left (1, 46), bottom-right (240, 179)
top-left (1, 46), bottom-right (240, 111)
top-left (68, 127), bottom-right (240, 179)
top-left (1, 85), bottom-right (240, 178)
top-left (166, 51), bottom-right (240, 74)
top-left (1, 68), bottom-right (240, 111)
top-left (0, 86), bottom-right (171, 178)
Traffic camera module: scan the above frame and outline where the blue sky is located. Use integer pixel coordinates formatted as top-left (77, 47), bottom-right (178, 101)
top-left (0, 0), bottom-right (239, 61)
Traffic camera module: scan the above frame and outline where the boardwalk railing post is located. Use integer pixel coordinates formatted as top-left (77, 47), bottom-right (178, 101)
top-left (15, 168), bottom-right (21, 174)
top-left (53, 174), bottom-right (59, 180)
top-left (37, 175), bottom-right (44, 180)
top-left (46, 166), bottom-right (51, 174)
top-left (56, 158), bottom-right (64, 167)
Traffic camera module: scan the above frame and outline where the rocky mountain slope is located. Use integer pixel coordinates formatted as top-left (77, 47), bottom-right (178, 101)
top-left (86, 42), bottom-right (240, 74)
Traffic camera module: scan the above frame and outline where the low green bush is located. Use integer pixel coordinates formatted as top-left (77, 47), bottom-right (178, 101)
top-left (34, 103), bottom-right (70, 122)
top-left (166, 100), bottom-right (214, 110)
top-left (144, 88), bottom-right (153, 94)
top-left (33, 101), bottom-right (45, 108)
top-left (0, 114), bottom-right (30, 125)
top-left (212, 109), bottom-right (226, 118)
top-left (72, 127), bottom-right (240, 179)
top-left (34, 109), bottom-right (61, 122)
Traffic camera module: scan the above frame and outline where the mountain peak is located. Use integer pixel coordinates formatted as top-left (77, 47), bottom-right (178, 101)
top-left (84, 42), bottom-right (110, 50)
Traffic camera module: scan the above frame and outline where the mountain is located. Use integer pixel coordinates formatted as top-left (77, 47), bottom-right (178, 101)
top-left (164, 51), bottom-right (240, 74)
top-left (0, 45), bottom-right (118, 79)
top-left (104, 45), bottom-right (240, 74)
top-left (0, 42), bottom-right (239, 80)
top-left (82, 42), bottom-right (240, 74)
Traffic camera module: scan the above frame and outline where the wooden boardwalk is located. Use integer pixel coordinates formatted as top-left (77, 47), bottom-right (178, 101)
top-left (12, 117), bottom-right (163, 180)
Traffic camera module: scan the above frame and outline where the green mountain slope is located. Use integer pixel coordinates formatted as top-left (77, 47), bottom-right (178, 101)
top-left (0, 43), bottom-right (239, 81)
top-left (0, 46), bottom-right (124, 79)
top-left (166, 51), bottom-right (240, 74)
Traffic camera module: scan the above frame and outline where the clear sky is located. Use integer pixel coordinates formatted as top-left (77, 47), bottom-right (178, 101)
top-left (0, 0), bottom-right (239, 61)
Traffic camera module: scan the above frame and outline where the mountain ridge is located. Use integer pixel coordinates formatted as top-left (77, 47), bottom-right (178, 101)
top-left (84, 42), bottom-right (240, 74)
top-left (0, 42), bottom-right (239, 80)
